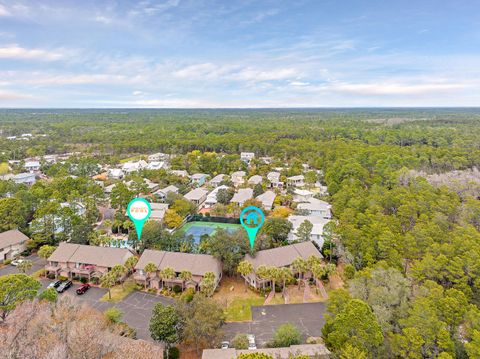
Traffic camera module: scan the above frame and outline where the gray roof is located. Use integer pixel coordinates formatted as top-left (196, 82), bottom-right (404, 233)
top-left (0, 229), bottom-right (29, 249)
top-left (244, 241), bottom-right (322, 270)
top-left (136, 249), bottom-right (222, 278)
top-left (184, 188), bottom-right (208, 201)
top-left (210, 174), bottom-right (226, 183)
top-left (256, 190), bottom-right (276, 208)
top-left (48, 242), bottom-right (133, 267)
top-left (230, 188), bottom-right (253, 204)
top-left (202, 344), bottom-right (330, 359)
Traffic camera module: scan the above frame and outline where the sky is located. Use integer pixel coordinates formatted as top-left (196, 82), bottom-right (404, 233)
top-left (0, 0), bottom-right (479, 108)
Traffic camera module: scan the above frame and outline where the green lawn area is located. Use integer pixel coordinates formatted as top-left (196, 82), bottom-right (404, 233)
top-left (224, 297), bottom-right (265, 322)
top-left (100, 278), bottom-right (137, 302)
top-left (0, 162), bottom-right (9, 175)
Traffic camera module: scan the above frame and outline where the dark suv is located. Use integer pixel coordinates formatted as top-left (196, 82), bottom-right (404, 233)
top-left (56, 280), bottom-right (73, 293)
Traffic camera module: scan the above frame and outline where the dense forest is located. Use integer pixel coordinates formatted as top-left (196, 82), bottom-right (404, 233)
top-left (2, 108), bottom-right (480, 358)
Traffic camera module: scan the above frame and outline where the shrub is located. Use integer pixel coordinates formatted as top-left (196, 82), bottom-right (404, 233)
top-left (4, 259), bottom-right (12, 265)
top-left (47, 273), bottom-right (55, 280)
top-left (180, 287), bottom-right (195, 302)
top-left (91, 277), bottom-right (100, 285)
top-left (80, 277), bottom-right (88, 284)
top-left (344, 264), bottom-right (355, 280)
top-left (172, 284), bottom-right (182, 294)
top-left (104, 307), bottom-right (123, 323)
top-left (148, 288), bottom-right (157, 294)
top-left (231, 333), bottom-right (249, 349)
top-left (58, 275), bottom-right (68, 281)
top-left (20, 250), bottom-right (31, 257)
top-left (117, 322), bottom-right (137, 339)
top-left (166, 346), bottom-right (180, 359)
top-left (270, 323), bottom-right (302, 348)
top-left (72, 276), bottom-right (80, 282)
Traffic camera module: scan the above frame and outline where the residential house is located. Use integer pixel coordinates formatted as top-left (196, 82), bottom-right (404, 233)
top-left (202, 344), bottom-right (331, 359)
top-left (148, 152), bottom-right (168, 162)
top-left (297, 198), bottom-right (332, 219)
top-left (293, 189), bottom-right (314, 203)
top-left (24, 161), bottom-right (41, 172)
top-left (184, 188), bottom-right (209, 206)
top-left (242, 241), bottom-right (322, 289)
top-left (6, 136), bottom-right (16, 140)
top-left (134, 249), bottom-right (222, 291)
top-left (287, 215), bottom-right (331, 247)
top-left (146, 161), bottom-right (166, 170)
top-left (122, 160), bottom-right (148, 173)
top-left (248, 175), bottom-right (262, 185)
top-left (45, 242), bottom-right (134, 281)
top-left (0, 229), bottom-right (29, 263)
top-left (170, 169), bottom-right (189, 178)
top-left (144, 179), bottom-right (159, 192)
top-left (154, 185), bottom-right (179, 201)
top-left (267, 171), bottom-right (283, 188)
top-left (240, 152), bottom-right (255, 164)
top-left (60, 201), bottom-right (86, 216)
top-left (43, 154), bottom-right (58, 164)
top-left (13, 172), bottom-right (36, 185)
top-left (209, 174), bottom-right (226, 187)
top-left (287, 175), bottom-right (305, 187)
top-left (256, 190), bottom-right (276, 210)
top-left (315, 183), bottom-right (329, 195)
top-left (231, 171), bottom-right (246, 187)
top-left (107, 168), bottom-right (124, 180)
top-left (150, 203), bottom-right (169, 222)
top-left (21, 133), bottom-right (33, 138)
top-left (191, 173), bottom-right (208, 187)
top-left (230, 188), bottom-right (253, 206)
top-left (205, 185), bottom-right (230, 208)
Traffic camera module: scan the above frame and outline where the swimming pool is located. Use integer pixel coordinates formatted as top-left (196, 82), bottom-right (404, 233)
top-left (180, 221), bottom-right (242, 244)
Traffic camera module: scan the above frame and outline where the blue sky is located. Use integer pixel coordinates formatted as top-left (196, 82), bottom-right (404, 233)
top-left (0, 0), bottom-right (479, 107)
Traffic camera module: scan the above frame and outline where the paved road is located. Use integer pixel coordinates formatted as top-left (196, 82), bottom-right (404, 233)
top-left (0, 254), bottom-right (43, 276)
top-left (223, 302), bottom-right (326, 347)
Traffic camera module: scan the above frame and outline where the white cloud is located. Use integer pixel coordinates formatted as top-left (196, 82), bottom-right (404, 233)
top-left (0, 4), bottom-right (10, 16)
top-left (0, 44), bottom-right (66, 61)
top-left (330, 81), bottom-right (470, 96)
top-left (132, 90), bottom-right (144, 96)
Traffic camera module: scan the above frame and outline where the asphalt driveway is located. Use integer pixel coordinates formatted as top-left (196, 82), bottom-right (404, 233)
top-left (223, 302), bottom-right (326, 347)
top-left (0, 254), bottom-right (43, 276)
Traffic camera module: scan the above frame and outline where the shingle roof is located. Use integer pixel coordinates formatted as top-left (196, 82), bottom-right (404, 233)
top-left (135, 249), bottom-right (222, 278)
top-left (0, 229), bottom-right (29, 249)
top-left (256, 190), bottom-right (276, 208)
top-left (48, 242), bottom-right (133, 267)
top-left (244, 241), bottom-right (322, 269)
top-left (230, 188), bottom-right (253, 203)
top-left (184, 188), bottom-right (208, 201)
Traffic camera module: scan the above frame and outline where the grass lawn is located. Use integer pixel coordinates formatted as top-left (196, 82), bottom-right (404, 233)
top-left (119, 155), bottom-right (143, 163)
top-left (0, 162), bottom-right (9, 175)
top-left (31, 269), bottom-right (45, 280)
top-left (214, 277), bottom-right (267, 322)
top-left (224, 297), bottom-right (265, 321)
top-left (100, 278), bottom-right (137, 302)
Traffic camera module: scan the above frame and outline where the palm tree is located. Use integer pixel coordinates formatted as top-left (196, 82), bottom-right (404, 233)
top-left (111, 264), bottom-right (127, 289)
top-left (291, 257), bottom-right (308, 289)
top-left (255, 265), bottom-right (270, 290)
top-left (179, 270), bottom-right (192, 291)
top-left (17, 259), bottom-right (33, 274)
top-left (160, 266), bottom-right (175, 290)
top-left (269, 267), bottom-right (281, 297)
top-left (200, 272), bottom-right (216, 297)
top-left (278, 267), bottom-right (293, 295)
top-left (100, 271), bottom-right (116, 300)
top-left (124, 256), bottom-right (138, 275)
top-left (143, 262), bottom-right (158, 290)
top-left (237, 260), bottom-right (254, 292)
top-left (307, 255), bottom-right (321, 269)
top-left (311, 263), bottom-right (323, 288)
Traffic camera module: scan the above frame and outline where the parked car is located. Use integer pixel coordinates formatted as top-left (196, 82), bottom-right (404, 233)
top-left (247, 334), bottom-right (257, 350)
top-left (76, 283), bottom-right (90, 295)
top-left (10, 259), bottom-right (25, 266)
top-left (221, 341), bottom-right (230, 349)
top-left (56, 280), bottom-right (72, 293)
top-left (47, 280), bottom-right (62, 289)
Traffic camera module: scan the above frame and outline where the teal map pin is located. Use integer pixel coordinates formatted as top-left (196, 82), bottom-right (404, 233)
top-left (240, 206), bottom-right (265, 249)
top-left (127, 198), bottom-right (151, 241)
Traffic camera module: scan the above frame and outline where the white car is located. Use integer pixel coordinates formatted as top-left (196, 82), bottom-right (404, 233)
top-left (221, 341), bottom-right (229, 349)
top-left (247, 334), bottom-right (256, 350)
top-left (11, 259), bottom-right (25, 266)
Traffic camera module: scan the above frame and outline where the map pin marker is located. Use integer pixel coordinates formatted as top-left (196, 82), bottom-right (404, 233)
top-left (240, 206), bottom-right (265, 249)
top-left (127, 198), bottom-right (151, 241)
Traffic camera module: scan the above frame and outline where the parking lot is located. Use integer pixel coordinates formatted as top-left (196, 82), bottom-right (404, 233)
top-left (223, 302), bottom-right (326, 347)
top-left (3, 262), bottom-right (326, 345)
